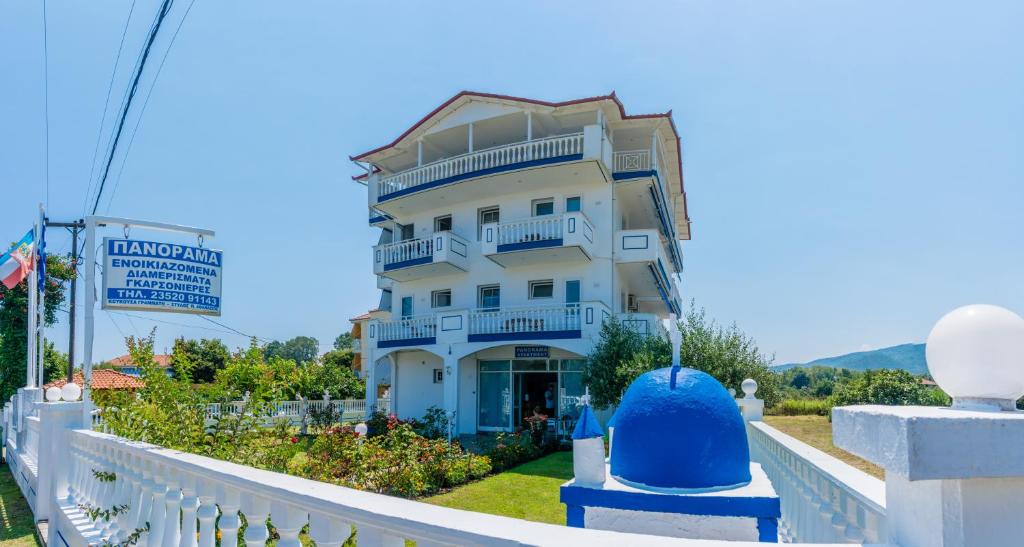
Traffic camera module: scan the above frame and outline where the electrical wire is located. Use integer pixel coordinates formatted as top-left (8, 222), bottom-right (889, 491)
top-left (105, 0), bottom-right (199, 213)
top-left (90, 0), bottom-right (176, 215)
top-left (82, 0), bottom-right (139, 216)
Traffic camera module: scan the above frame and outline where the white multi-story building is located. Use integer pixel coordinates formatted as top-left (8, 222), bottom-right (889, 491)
top-left (352, 91), bottom-right (690, 436)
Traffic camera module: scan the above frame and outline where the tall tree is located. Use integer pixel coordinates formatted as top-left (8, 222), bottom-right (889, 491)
top-left (170, 337), bottom-right (231, 383)
top-left (333, 332), bottom-right (354, 351)
top-left (264, 336), bottom-right (319, 365)
top-left (0, 254), bottom-right (74, 400)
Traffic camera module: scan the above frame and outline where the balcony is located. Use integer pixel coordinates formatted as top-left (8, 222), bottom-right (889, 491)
top-left (613, 148), bottom-right (685, 271)
top-left (481, 212), bottom-right (594, 268)
top-left (372, 231), bottom-right (469, 281)
top-left (618, 312), bottom-right (668, 338)
top-left (615, 229), bottom-right (681, 315)
top-left (468, 304), bottom-right (582, 342)
top-left (368, 127), bottom-right (610, 215)
top-left (375, 314), bottom-right (437, 348)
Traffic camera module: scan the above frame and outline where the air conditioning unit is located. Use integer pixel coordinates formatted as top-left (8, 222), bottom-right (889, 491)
top-left (627, 294), bottom-right (639, 313)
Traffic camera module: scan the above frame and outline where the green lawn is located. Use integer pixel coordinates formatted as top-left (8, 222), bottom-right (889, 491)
top-left (0, 463), bottom-right (38, 547)
top-left (764, 415), bottom-right (883, 479)
top-left (423, 452), bottom-right (573, 525)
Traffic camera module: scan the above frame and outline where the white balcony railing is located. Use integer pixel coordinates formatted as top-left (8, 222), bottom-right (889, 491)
top-left (378, 132), bottom-right (585, 198)
top-left (497, 215), bottom-right (563, 246)
top-left (378, 314), bottom-right (437, 342)
top-left (613, 149), bottom-right (651, 172)
top-left (747, 420), bottom-right (887, 544)
top-left (469, 305), bottom-right (582, 336)
top-left (375, 237), bottom-right (433, 267)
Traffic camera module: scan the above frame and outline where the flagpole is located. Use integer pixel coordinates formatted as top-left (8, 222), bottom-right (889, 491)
top-left (25, 220), bottom-right (37, 388)
top-left (37, 204), bottom-right (46, 388)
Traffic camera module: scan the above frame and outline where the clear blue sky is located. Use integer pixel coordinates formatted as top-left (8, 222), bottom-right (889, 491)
top-left (2, 1), bottom-right (1021, 365)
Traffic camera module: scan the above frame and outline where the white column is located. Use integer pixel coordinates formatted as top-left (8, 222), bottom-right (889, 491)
top-left (240, 495), bottom-right (270, 546)
top-left (417, 139), bottom-right (423, 167)
top-left (196, 479), bottom-right (219, 547)
top-left (526, 111), bottom-right (533, 141)
top-left (215, 486), bottom-right (241, 547)
top-left (442, 354), bottom-right (459, 440)
top-left (467, 123), bottom-right (474, 153)
top-left (270, 501), bottom-right (307, 547)
top-left (160, 472), bottom-right (183, 547)
top-left (364, 350), bottom-right (377, 419)
top-left (308, 513), bottom-right (350, 547)
top-left (178, 472), bottom-right (199, 547)
top-left (650, 131), bottom-right (659, 171)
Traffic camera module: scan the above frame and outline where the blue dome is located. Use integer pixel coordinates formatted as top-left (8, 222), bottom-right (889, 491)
top-left (610, 367), bottom-right (751, 491)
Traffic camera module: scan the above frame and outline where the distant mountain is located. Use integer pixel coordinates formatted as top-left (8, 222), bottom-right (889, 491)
top-left (773, 343), bottom-right (928, 375)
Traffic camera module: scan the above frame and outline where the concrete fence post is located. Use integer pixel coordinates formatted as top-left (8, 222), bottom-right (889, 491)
top-left (36, 400), bottom-right (85, 544)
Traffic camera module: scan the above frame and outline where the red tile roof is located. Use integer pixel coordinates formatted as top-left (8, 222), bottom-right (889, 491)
top-left (45, 370), bottom-right (145, 391)
top-left (349, 312), bottom-right (372, 322)
top-left (107, 354), bottom-right (172, 368)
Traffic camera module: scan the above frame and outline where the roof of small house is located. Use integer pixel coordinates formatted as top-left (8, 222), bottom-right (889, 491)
top-left (44, 370), bottom-right (145, 391)
top-left (107, 354), bottom-right (172, 369)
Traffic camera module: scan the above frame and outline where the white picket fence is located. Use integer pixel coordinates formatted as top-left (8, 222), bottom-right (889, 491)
top-left (203, 398), bottom-right (389, 423)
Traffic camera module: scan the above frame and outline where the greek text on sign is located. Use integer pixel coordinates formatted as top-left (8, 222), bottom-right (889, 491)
top-left (102, 238), bottom-right (223, 316)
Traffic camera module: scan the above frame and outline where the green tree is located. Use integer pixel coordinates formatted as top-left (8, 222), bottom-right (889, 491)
top-left (308, 348), bottom-right (364, 399)
top-left (170, 337), bottom-right (230, 383)
top-left (583, 303), bottom-right (780, 409)
top-left (264, 336), bottom-right (319, 365)
top-left (333, 332), bottom-right (354, 351)
top-left (829, 368), bottom-right (949, 407)
top-left (583, 318), bottom-right (671, 409)
top-left (0, 254), bottom-right (75, 399)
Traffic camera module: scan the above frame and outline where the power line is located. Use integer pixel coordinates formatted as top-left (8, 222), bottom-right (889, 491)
top-left (199, 315), bottom-right (266, 342)
top-left (90, 0), bottom-right (176, 215)
top-left (105, 0), bottom-right (199, 212)
top-left (103, 310), bottom-right (128, 339)
top-left (82, 0), bottom-right (139, 216)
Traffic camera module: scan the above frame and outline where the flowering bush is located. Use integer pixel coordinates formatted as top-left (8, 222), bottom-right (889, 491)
top-left (301, 423), bottom-right (490, 498)
top-left (479, 431), bottom-right (541, 472)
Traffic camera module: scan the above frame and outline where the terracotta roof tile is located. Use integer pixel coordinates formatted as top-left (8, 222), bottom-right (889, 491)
top-left (45, 369), bottom-right (145, 390)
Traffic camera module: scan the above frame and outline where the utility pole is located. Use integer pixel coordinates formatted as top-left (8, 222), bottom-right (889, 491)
top-left (46, 219), bottom-right (85, 382)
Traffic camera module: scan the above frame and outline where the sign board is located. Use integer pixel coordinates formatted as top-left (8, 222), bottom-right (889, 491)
top-left (515, 345), bottom-right (549, 358)
top-left (102, 238), bottom-right (223, 315)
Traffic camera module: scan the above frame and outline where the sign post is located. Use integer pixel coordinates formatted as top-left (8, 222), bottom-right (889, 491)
top-left (81, 216), bottom-right (218, 424)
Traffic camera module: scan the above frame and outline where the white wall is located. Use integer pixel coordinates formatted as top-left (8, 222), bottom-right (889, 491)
top-left (385, 178), bottom-right (617, 315)
top-left (393, 351), bottom-right (443, 420)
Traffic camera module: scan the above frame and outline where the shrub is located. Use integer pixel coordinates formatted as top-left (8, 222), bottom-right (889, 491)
top-left (768, 399), bottom-right (831, 416)
top-left (829, 369), bottom-right (947, 407)
top-left (478, 431), bottom-right (541, 472)
top-left (414, 406), bottom-right (450, 440)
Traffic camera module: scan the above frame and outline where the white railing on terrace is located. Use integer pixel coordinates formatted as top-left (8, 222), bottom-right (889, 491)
top-left (469, 305), bottom-right (582, 336)
top-left (613, 149), bottom-right (651, 172)
top-left (378, 132), bottom-right (585, 197)
top-left (497, 215), bottom-right (563, 246)
top-left (375, 237), bottom-right (433, 266)
top-left (377, 314), bottom-right (437, 342)
top-left (747, 420), bottom-right (886, 544)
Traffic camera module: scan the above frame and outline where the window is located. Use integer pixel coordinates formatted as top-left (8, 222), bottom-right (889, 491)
top-left (399, 223), bottom-right (415, 241)
top-left (566, 196), bottom-right (582, 212)
top-left (401, 296), bottom-right (413, 318)
top-left (431, 289), bottom-right (452, 308)
top-left (379, 289), bottom-right (392, 311)
top-left (529, 280), bottom-right (554, 299)
top-left (433, 369), bottom-right (443, 383)
top-left (565, 280), bottom-right (581, 305)
top-left (434, 215), bottom-right (452, 232)
top-left (478, 206), bottom-right (499, 240)
top-left (478, 285), bottom-right (500, 310)
top-left (532, 198), bottom-right (554, 216)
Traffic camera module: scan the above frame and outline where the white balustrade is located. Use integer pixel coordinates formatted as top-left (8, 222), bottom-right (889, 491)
top-left (613, 149), bottom-right (651, 172)
top-left (469, 305), bottom-right (581, 336)
top-left (377, 314), bottom-right (437, 342)
top-left (747, 420), bottom-right (887, 544)
top-left (496, 216), bottom-right (563, 246)
top-left (59, 429), bottom-right (719, 546)
top-left (375, 237), bottom-right (433, 267)
top-left (378, 132), bottom-right (584, 197)
top-left (23, 416), bottom-right (40, 463)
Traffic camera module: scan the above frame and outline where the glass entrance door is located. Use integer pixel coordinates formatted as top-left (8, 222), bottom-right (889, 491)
top-left (478, 360), bottom-right (511, 431)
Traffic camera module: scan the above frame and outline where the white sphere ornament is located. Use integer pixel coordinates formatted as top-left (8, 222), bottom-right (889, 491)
top-left (61, 382), bottom-right (82, 402)
top-left (45, 386), bottom-right (62, 402)
top-left (741, 378), bottom-right (758, 399)
top-left (926, 304), bottom-right (1024, 411)
top-left (354, 422), bottom-right (368, 437)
